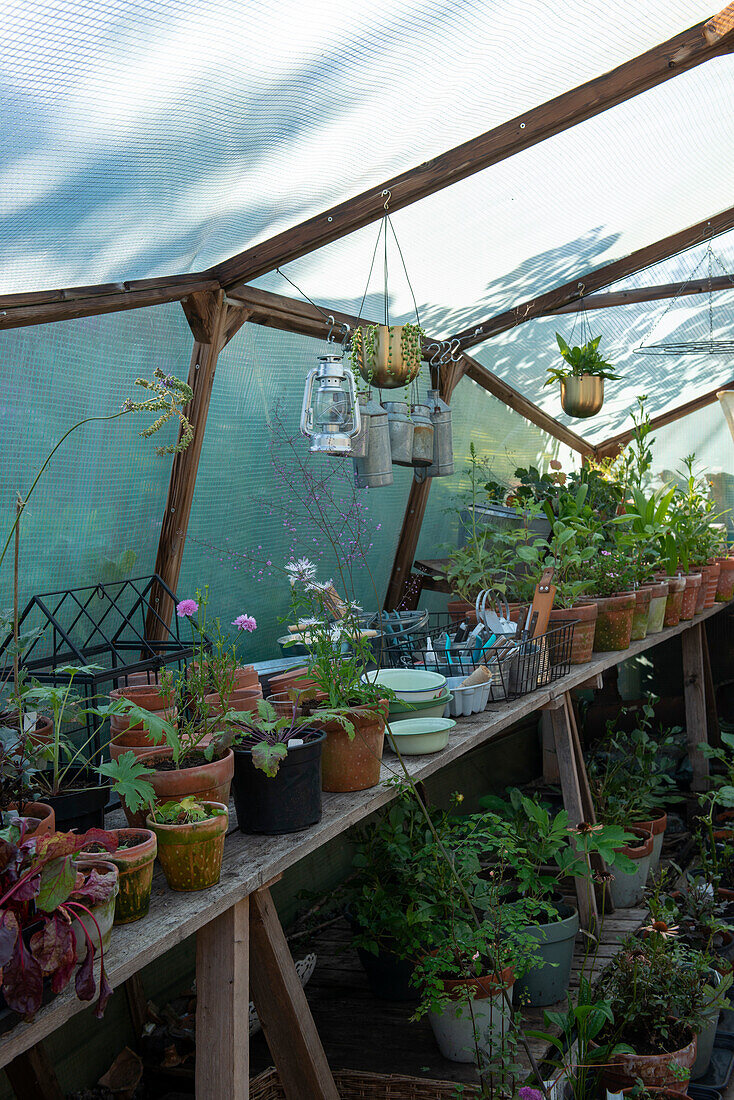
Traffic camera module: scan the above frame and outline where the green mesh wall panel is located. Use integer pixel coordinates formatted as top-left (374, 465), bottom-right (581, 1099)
top-left (0, 304), bottom-right (192, 614)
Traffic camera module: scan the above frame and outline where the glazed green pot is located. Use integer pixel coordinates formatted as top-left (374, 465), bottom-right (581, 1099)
top-left (592, 593), bottom-right (635, 652)
top-left (630, 586), bottom-right (653, 641)
top-left (81, 828), bottom-right (158, 924)
top-left (148, 802), bottom-right (228, 892)
top-left (646, 581), bottom-right (669, 633)
top-left (513, 905), bottom-right (579, 1007)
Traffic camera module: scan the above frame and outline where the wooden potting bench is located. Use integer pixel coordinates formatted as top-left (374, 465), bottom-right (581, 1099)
top-left (0, 601), bottom-right (728, 1100)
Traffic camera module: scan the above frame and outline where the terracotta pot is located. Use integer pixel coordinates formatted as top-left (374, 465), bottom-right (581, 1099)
top-left (267, 668), bottom-right (319, 697)
top-left (703, 560), bottom-right (721, 608)
top-left (81, 828), bottom-right (157, 924)
top-left (109, 684), bottom-right (176, 749)
top-left (25, 715), bottom-right (54, 749)
top-left (147, 802), bottom-right (228, 891)
top-left (599, 1025), bottom-right (696, 1094)
top-left (631, 586), bottom-right (653, 641)
top-left (440, 965), bottom-right (515, 1001)
top-left (317, 702), bottom-right (387, 792)
top-left (662, 575), bottom-right (686, 627)
top-left (694, 565), bottom-right (709, 614)
top-left (590, 593), bottom-right (635, 652)
top-left (120, 747), bottom-right (234, 827)
top-left (646, 580), bottom-right (669, 634)
top-left (447, 600), bottom-right (477, 624)
top-left (549, 603), bottom-right (597, 665)
top-left (5, 800), bottom-right (55, 838)
top-left (680, 573), bottom-right (702, 621)
top-left (203, 687), bottom-right (262, 718)
top-left (633, 811), bottom-right (667, 871)
top-left (716, 557), bottom-right (734, 602)
top-left (109, 740), bottom-right (163, 764)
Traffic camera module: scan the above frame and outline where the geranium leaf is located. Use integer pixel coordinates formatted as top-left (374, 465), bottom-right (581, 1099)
top-left (30, 913), bottom-right (74, 975)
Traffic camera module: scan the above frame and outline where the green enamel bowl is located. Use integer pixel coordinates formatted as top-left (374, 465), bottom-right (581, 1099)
top-left (386, 718), bottom-right (456, 755)
top-left (388, 691), bottom-right (452, 719)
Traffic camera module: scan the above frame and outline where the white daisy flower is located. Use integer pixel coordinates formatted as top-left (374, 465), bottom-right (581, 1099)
top-left (284, 558), bottom-right (317, 586)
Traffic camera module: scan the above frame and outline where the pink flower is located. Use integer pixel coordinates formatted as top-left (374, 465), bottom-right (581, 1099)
top-left (232, 614), bottom-right (257, 633)
top-left (176, 599), bottom-right (199, 617)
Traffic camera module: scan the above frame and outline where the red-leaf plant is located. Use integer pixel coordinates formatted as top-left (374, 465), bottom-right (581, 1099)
top-left (0, 822), bottom-right (118, 1019)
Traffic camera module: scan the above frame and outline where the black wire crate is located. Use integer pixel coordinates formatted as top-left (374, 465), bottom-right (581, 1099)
top-left (380, 612), bottom-right (576, 702)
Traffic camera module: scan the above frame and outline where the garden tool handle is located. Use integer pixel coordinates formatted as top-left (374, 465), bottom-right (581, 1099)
top-left (528, 567), bottom-right (557, 640)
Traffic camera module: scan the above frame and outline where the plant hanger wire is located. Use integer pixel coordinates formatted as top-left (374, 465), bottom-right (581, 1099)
top-left (636, 234), bottom-right (734, 355)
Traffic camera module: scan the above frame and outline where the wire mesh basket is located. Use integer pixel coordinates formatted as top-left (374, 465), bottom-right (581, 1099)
top-left (380, 612), bottom-right (575, 702)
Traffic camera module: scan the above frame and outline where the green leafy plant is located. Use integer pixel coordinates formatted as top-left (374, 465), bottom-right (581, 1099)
top-left (151, 797), bottom-right (224, 826)
top-left (224, 696), bottom-right (346, 777)
top-left (545, 334), bottom-right (620, 386)
top-left (97, 751), bottom-right (156, 816)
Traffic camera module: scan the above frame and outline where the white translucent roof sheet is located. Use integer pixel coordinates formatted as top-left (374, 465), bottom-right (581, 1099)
top-left (0, 0), bottom-right (723, 295)
top-left (469, 229), bottom-right (734, 444)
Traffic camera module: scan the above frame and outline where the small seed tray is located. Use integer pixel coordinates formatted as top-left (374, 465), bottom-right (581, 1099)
top-left (695, 1035), bottom-right (734, 1092)
top-left (443, 676), bottom-right (491, 716)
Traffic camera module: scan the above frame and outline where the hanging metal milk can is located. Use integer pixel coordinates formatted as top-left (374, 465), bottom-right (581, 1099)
top-left (410, 403), bottom-right (434, 467)
top-left (424, 389), bottom-right (454, 477)
top-left (353, 392), bottom-right (393, 487)
top-left (383, 401), bottom-right (414, 467)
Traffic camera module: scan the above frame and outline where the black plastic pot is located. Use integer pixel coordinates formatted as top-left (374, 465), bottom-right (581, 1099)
top-left (232, 731), bottom-right (324, 834)
top-left (344, 908), bottom-right (417, 1002)
top-left (45, 769), bottom-right (110, 832)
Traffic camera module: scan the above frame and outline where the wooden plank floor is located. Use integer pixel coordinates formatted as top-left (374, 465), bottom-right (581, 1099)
top-left (249, 905), bottom-right (647, 1085)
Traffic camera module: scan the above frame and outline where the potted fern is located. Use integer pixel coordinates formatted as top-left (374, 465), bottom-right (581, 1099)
top-left (546, 333), bottom-right (619, 417)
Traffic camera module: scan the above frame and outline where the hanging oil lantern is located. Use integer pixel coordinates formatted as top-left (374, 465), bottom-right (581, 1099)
top-left (424, 389), bottom-right (454, 477)
top-left (300, 354), bottom-right (360, 455)
top-left (353, 391), bottom-right (393, 488)
top-left (410, 403), bottom-right (434, 467)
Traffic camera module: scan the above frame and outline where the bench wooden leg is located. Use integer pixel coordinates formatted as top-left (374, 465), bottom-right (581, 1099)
top-left (4, 1043), bottom-right (63, 1100)
top-left (547, 696), bottom-right (599, 931)
top-left (196, 896), bottom-right (249, 1100)
top-left (250, 886), bottom-right (339, 1100)
top-left (683, 622), bottom-right (710, 792)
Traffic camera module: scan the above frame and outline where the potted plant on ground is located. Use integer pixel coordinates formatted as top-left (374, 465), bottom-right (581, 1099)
top-left (545, 333), bottom-right (619, 418)
top-left (479, 789), bottom-right (631, 1006)
top-left (147, 798), bottom-right (228, 892)
top-left (593, 929), bottom-right (720, 1093)
top-left (0, 822), bottom-right (119, 1023)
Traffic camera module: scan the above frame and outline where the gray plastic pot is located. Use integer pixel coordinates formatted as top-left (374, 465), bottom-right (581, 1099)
top-left (609, 827), bottom-right (653, 909)
top-left (692, 969), bottom-right (723, 1080)
top-left (513, 905), bottom-right (579, 1007)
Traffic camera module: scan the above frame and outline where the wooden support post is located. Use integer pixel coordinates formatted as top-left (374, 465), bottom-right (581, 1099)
top-left (384, 361), bottom-right (464, 610)
top-left (702, 624), bottom-right (721, 749)
top-left (541, 710), bottom-right (559, 782)
top-left (146, 291), bottom-right (229, 640)
top-left (195, 897), bottom-right (249, 1100)
top-left (546, 697), bottom-right (599, 930)
top-left (4, 1044), bottom-right (63, 1100)
top-left (682, 623), bottom-right (710, 791)
top-left (123, 974), bottom-right (147, 1049)
top-left (249, 886), bottom-right (339, 1100)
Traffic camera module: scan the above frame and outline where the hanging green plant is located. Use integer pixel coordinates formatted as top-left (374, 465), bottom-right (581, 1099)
top-left (545, 333), bottom-right (620, 418)
top-left (351, 322), bottom-right (424, 390)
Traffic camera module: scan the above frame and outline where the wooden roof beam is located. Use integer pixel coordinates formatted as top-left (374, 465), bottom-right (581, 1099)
top-left (215, 6), bottom-right (734, 292)
top-left (595, 379), bottom-right (734, 459)
top-left (446, 205), bottom-right (734, 352)
top-left (549, 275), bottom-right (734, 315)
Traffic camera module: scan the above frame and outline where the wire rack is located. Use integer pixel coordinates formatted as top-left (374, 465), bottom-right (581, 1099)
top-left (380, 613), bottom-right (575, 702)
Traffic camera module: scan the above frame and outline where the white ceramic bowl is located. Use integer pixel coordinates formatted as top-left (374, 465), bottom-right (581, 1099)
top-left (386, 717), bottom-right (455, 755)
top-left (361, 668), bottom-right (446, 703)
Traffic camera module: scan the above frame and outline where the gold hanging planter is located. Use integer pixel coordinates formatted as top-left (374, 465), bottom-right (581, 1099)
top-left (352, 323), bottom-right (422, 390)
top-left (560, 374), bottom-right (605, 418)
